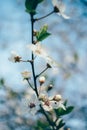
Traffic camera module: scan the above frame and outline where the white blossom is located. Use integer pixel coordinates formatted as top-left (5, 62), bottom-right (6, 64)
top-left (8, 51), bottom-right (21, 62)
top-left (27, 43), bottom-right (60, 68)
top-left (41, 99), bottom-right (53, 111)
top-left (27, 42), bottom-right (48, 59)
top-left (21, 70), bottom-right (31, 79)
top-left (22, 94), bottom-right (40, 115)
top-left (41, 94), bottom-right (66, 111)
top-left (46, 56), bottom-right (60, 68)
top-left (52, 0), bottom-right (70, 19)
top-left (50, 100), bottom-right (66, 110)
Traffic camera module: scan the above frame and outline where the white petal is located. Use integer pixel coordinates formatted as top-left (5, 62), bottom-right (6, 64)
top-left (59, 103), bottom-right (66, 110)
top-left (42, 104), bottom-right (53, 111)
top-left (46, 56), bottom-right (60, 68)
top-left (52, 0), bottom-right (58, 6)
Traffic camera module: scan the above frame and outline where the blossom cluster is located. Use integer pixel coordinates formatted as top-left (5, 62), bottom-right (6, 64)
top-left (23, 92), bottom-right (65, 115)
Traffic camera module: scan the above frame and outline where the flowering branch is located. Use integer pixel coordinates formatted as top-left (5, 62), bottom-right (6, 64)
top-left (9, 0), bottom-right (73, 129)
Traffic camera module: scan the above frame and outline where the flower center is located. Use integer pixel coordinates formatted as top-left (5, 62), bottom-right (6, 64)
top-left (29, 103), bottom-right (36, 108)
top-left (14, 56), bottom-right (21, 62)
top-left (35, 49), bottom-right (41, 54)
top-left (44, 100), bottom-right (50, 106)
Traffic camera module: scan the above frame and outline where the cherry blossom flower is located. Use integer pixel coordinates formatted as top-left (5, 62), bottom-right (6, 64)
top-left (41, 94), bottom-right (66, 111)
top-left (8, 51), bottom-right (21, 63)
top-left (27, 42), bottom-right (60, 68)
top-left (50, 100), bottom-right (66, 110)
top-left (52, 0), bottom-right (70, 19)
top-left (46, 56), bottom-right (60, 68)
top-left (21, 70), bottom-right (31, 79)
top-left (27, 42), bottom-right (48, 59)
top-left (22, 94), bottom-right (40, 115)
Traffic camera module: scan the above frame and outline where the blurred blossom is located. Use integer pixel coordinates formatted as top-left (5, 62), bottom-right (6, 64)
top-left (22, 94), bottom-right (40, 115)
top-left (50, 100), bottom-right (66, 110)
top-left (8, 51), bottom-right (21, 62)
top-left (52, 0), bottom-right (70, 19)
top-left (27, 42), bottom-right (60, 68)
top-left (41, 93), bottom-right (66, 111)
top-left (27, 42), bottom-right (48, 59)
top-left (21, 70), bottom-right (31, 79)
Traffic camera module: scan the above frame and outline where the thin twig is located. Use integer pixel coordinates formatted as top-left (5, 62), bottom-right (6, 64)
top-left (26, 79), bottom-right (34, 90)
top-left (34, 11), bottom-right (54, 22)
top-left (30, 14), bottom-right (39, 97)
top-left (36, 66), bottom-right (48, 78)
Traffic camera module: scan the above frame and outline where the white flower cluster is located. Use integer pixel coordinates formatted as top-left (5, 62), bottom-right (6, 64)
top-left (23, 92), bottom-right (66, 115)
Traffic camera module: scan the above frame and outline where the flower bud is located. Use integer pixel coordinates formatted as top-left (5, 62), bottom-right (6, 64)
top-left (47, 84), bottom-right (53, 91)
top-left (53, 94), bottom-right (62, 101)
top-left (54, 6), bottom-right (60, 13)
top-left (21, 71), bottom-right (31, 79)
top-left (39, 93), bottom-right (47, 102)
top-left (39, 76), bottom-right (46, 85)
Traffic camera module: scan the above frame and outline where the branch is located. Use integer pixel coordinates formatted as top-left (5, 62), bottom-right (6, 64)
top-left (34, 11), bottom-right (54, 22)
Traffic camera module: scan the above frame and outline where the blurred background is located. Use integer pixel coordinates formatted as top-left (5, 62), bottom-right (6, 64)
top-left (0, 0), bottom-right (87, 130)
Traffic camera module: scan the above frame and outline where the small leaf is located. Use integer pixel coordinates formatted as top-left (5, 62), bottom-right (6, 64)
top-left (55, 106), bottom-right (74, 117)
top-left (35, 120), bottom-right (49, 130)
top-left (66, 106), bottom-right (74, 114)
top-left (63, 100), bottom-right (68, 106)
top-left (0, 78), bottom-right (4, 86)
top-left (25, 0), bottom-right (44, 15)
top-left (36, 25), bottom-right (51, 41)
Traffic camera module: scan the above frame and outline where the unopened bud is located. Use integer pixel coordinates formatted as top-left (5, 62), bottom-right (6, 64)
top-left (53, 94), bottom-right (62, 101)
top-left (39, 76), bottom-right (46, 85)
top-left (39, 94), bottom-right (47, 102)
top-left (21, 71), bottom-right (31, 79)
top-left (47, 84), bottom-right (53, 91)
top-left (54, 6), bottom-right (60, 13)
top-left (47, 63), bottom-right (52, 68)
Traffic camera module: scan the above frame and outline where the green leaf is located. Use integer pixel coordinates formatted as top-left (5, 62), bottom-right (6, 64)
top-left (63, 100), bottom-right (68, 107)
top-left (36, 25), bottom-right (51, 41)
top-left (66, 106), bottom-right (74, 114)
top-left (25, 0), bottom-right (44, 14)
top-left (55, 106), bottom-right (74, 117)
top-left (0, 78), bottom-right (4, 86)
top-left (35, 120), bottom-right (49, 130)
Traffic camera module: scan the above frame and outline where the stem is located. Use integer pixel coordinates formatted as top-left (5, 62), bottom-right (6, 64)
top-left (20, 60), bottom-right (33, 63)
top-left (34, 11), bottom-right (54, 22)
top-left (36, 66), bottom-right (48, 78)
top-left (30, 14), bottom-right (39, 97)
top-left (26, 79), bottom-right (34, 90)
top-left (40, 105), bottom-right (55, 130)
